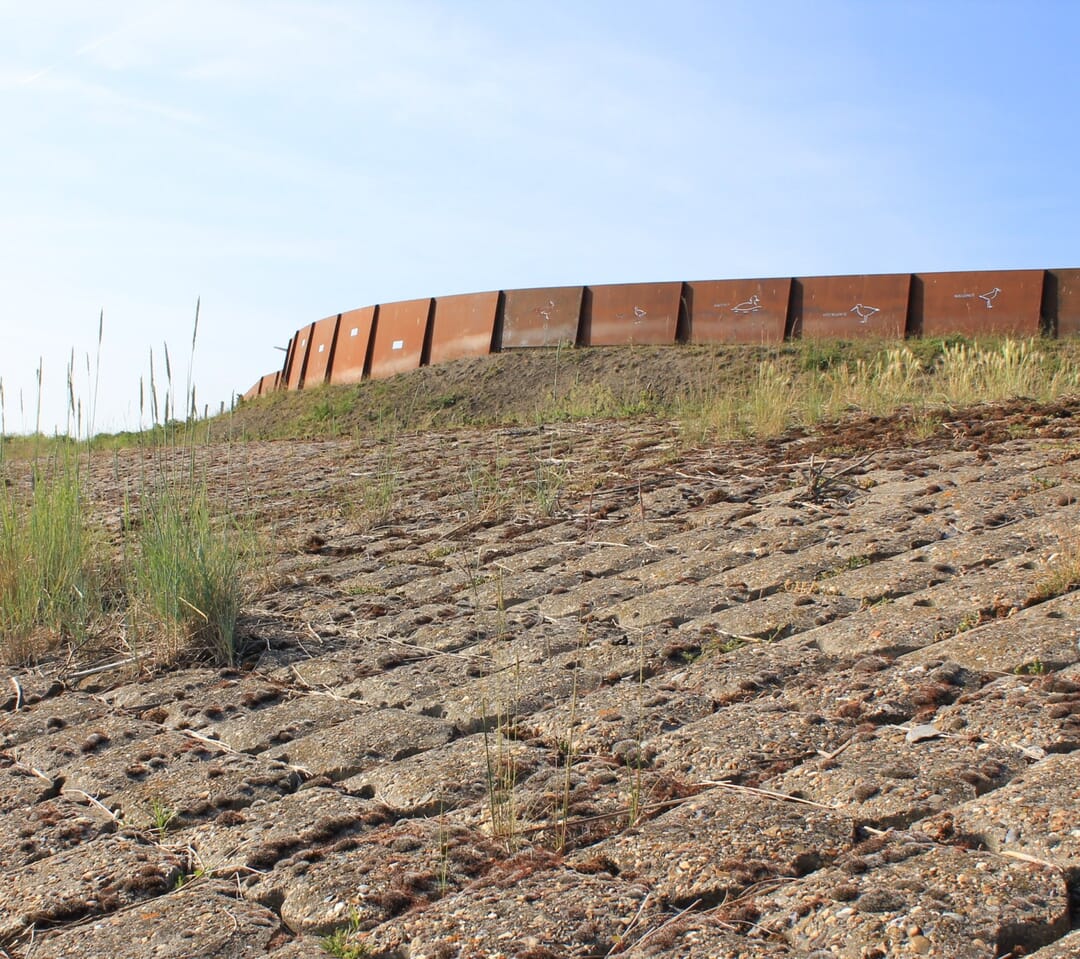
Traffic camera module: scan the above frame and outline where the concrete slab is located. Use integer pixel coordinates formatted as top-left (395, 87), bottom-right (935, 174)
top-left (755, 834), bottom-right (1069, 958)
top-left (589, 788), bottom-right (856, 905)
top-left (772, 723), bottom-right (1026, 829)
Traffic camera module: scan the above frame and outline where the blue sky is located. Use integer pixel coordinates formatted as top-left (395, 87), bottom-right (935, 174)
top-left (2, 0), bottom-right (1077, 434)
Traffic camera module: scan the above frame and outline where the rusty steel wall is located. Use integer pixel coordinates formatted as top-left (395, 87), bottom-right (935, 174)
top-left (302, 314), bottom-right (341, 387)
top-left (1050, 269), bottom-right (1080, 338)
top-left (279, 335), bottom-right (297, 389)
top-left (243, 372), bottom-right (280, 400)
top-left (284, 323), bottom-right (316, 391)
top-left (368, 297), bottom-right (433, 380)
top-left (429, 291), bottom-right (500, 365)
top-left (248, 268), bottom-right (1080, 402)
top-left (797, 274), bottom-right (911, 339)
top-left (917, 269), bottom-right (1044, 338)
top-left (581, 282), bottom-right (682, 346)
top-left (501, 286), bottom-right (583, 348)
top-left (330, 306), bottom-right (377, 385)
top-left (686, 278), bottom-right (791, 344)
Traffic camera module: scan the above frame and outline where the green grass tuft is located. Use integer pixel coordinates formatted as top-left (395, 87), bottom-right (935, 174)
top-left (126, 481), bottom-right (254, 667)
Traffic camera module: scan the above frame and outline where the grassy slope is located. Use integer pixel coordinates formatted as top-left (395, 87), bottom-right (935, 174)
top-left (221, 337), bottom-right (1080, 443)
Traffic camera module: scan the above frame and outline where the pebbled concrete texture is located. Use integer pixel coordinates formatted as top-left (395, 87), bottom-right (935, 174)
top-left (3, 398), bottom-right (1080, 957)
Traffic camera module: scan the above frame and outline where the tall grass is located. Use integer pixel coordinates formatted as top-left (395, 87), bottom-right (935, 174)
top-left (125, 482), bottom-right (252, 667)
top-left (679, 338), bottom-right (1080, 443)
top-left (0, 462), bottom-right (99, 662)
top-left (0, 303), bottom-right (258, 668)
top-left (933, 340), bottom-right (1080, 405)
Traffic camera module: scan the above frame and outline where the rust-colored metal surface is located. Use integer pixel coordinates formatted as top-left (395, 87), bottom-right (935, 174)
top-left (280, 336), bottom-right (296, 389)
top-left (251, 372), bottom-right (279, 397)
top-left (302, 314), bottom-right (340, 387)
top-left (501, 286), bottom-right (583, 348)
top-left (1051, 269), bottom-right (1080, 338)
top-left (429, 292), bottom-right (500, 365)
top-left (582, 282), bottom-right (682, 346)
top-left (797, 274), bottom-right (910, 339)
top-left (329, 306), bottom-right (377, 384)
top-left (284, 323), bottom-right (315, 390)
top-left (918, 270), bottom-right (1044, 338)
top-left (686, 278), bottom-right (791, 344)
top-left (368, 297), bottom-right (433, 380)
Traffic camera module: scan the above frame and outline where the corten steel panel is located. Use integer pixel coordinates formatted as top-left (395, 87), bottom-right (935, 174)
top-left (368, 297), bottom-right (432, 379)
top-left (302, 314), bottom-right (340, 387)
top-left (429, 291), bottom-right (501, 365)
top-left (243, 371), bottom-right (277, 400)
top-left (329, 305), bottom-right (377, 384)
top-left (798, 274), bottom-right (910, 339)
top-left (284, 323), bottom-right (315, 390)
top-left (918, 270), bottom-right (1044, 338)
top-left (583, 282), bottom-right (682, 346)
top-left (686, 278), bottom-right (791, 344)
top-left (280, 335), bottom-right (296, 387)
top-left (501, 286), bottom-right (583, 348)
top-left (1052, 269), bottom-right (1080, 338)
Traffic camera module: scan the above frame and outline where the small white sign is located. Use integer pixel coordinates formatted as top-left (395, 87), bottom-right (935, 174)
top-left (350, 327), bottom-right (359, 337)
top-left (301, 338), bottom-right (307, 346)
top-left (318, 344), bottom-right (325, 352)
top-left (392, 339), bottom-right (404, 350)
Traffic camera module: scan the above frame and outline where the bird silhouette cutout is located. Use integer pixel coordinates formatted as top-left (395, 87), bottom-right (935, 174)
top-left (733, 294), bottom-right (763, 314)
top-left (979, 287), bottom-right (1001, 309)
top-left (850, 303), bottom-right (880, 323)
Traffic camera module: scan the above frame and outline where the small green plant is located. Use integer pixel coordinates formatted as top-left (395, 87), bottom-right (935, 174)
top-left (427, 543), bottom-right (454, 561)
top-left (306, 391), bottom-right (354, 434)
top-left (462, 456), bottom-right (513, 519)
top-left (1015, 659), bottom-right (1046, 676)
top-left (529, 458), bottom-right (567, 517)
top-left (799, 339), bottom-right (847, 372)
top-left (818, 554), bottom-right (871, 580)
top-left (320, 910), bottom-right (369, 959)
top-left (173, 865), bottom-right (207, 889)
top-left (149, 798), bottom-right (178, 841)
top-left (1031, 474), bottom-right (1061, 490)
top-left (954, 611), bottom-right (982, 634)
top-left (343, 439), bottom-right (398, 529)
